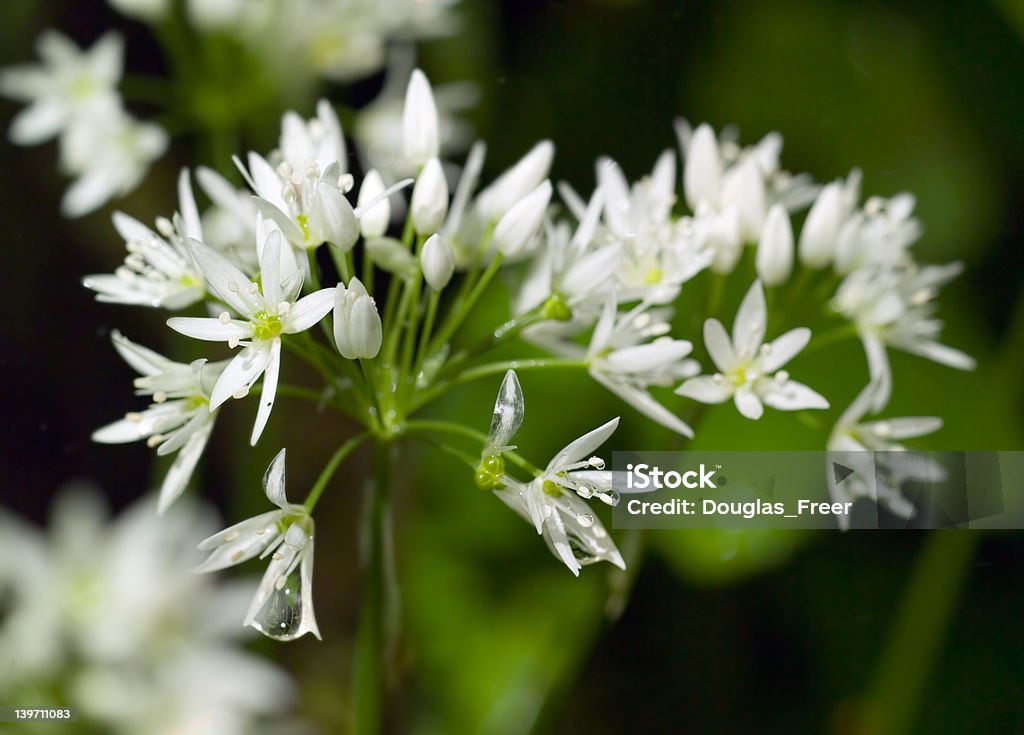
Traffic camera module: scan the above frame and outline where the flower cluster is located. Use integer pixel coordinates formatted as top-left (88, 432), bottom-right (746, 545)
top-left (68, 61), bottom-right (972, 634)
top-left (0, 489), bottom-right (302, 733)
top-left (0, 31), bottom-right (166, 216)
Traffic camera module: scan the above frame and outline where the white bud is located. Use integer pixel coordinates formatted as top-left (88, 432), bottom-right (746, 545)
top-left (493, 180), bottom-right (552, 257)
top-left (410, 157), bottom-right (448, 234)
top-left (402, 69), bottom-right (440, 168)
top-left (756, 204), bottom-right (794, 286)
top-left (333, 278), bottom-right (382, 360)
top-left (421, 234), bottom-right (455, 290)
top-left (357, 169), bottom-right (390, 238)
top-left (720, 157), bottom-right (766, 243)
top-left (683, 123), bottom-right (722, 210)
top-left (475, 140), bottom-right (554, 222)
top-left (798, 181), bottom-right (845, 268)
top-left (187, 0), bottom-right (243, 29)
top-left (309, 181), bottom-right (358, 251)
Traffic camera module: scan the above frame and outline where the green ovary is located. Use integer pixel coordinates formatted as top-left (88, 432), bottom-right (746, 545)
top-left (253, 311), bottom-right (284, 341)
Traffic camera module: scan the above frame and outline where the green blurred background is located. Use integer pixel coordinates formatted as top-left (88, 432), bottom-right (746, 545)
top-left (1, 0), bottom-right (1023, 732)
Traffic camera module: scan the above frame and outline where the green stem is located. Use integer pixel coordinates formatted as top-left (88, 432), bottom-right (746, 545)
top-left (351, 441), bottom-right (395, 735)
top-left (428, 252), bottom-right (505, 356)
top-left (438, 306), bottom-right (545, 379)
top-left (861, 531), bottom-right (978, 735)
top-left (403, 419), bottom-right (542, 475)
top-left (412, 289), bottom-right (441, 381)
top-left (303, 432), bottom-right (371, 511)
top-left (412, 358), bottom-right (589, 411)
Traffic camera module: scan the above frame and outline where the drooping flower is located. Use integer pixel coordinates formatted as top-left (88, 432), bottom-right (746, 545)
top-left (92, 331), bottom-right (225, 514)
top-left (167, 231), bottom-right (335, 445)
top-left (194, 449), bottom-right (321, 641)
top-left (676, 280), bottom-right (829, 419)
top-left (495, 417), bottom-right (625, 576)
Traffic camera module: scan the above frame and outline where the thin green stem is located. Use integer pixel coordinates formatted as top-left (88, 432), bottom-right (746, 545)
top-left (861, 531), bottom-right (978, 735)
top-left (412, 289), bottom-right (441, 381)
top-left (403, 419), bottom-right (542, 475)
top-left (303, 432), bottom-right (371, 511)
top-left (351, 441), bottom-right (394, 735)
top-left (428, 252), bottom-right (505, 356)
top-left (412, 358), bottom-right (589, 411)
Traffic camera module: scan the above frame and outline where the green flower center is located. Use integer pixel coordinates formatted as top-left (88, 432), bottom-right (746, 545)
top-left (296, 214), bottom-right (311, 242)
top-left (253, 310), bottom-right (283, 341)
top-left (541, 293), bottom-right (572, 322)
top-left (474, 454), bottom-right (506, 489)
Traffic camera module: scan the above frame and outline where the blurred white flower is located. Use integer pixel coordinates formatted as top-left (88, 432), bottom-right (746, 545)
top-left (421, 233), bottom-right (455, 290)
top-left (677, 280), bottom-right (829, 419)
top-left (0, 488), bottom-right (300, 733)
top-left (93, 331), bottom-right (225, 514)
top-left (493, 180), bottom-right (552, 257)
top-left (797, 170), bottom-right (862, 268)
top-left (107, 0), bottom-right (170, 21)
top-left (756, 203), bottom-right (795, 287)
top-left (195, 449), bottom-right (321, 641)
top-left (0, 30), bottom-right (122, 145)
top-left (167, 232), bottom-right (335, 445)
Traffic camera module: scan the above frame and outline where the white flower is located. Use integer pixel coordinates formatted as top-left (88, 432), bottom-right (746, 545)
top-left (334, 277), bottom-right (383, 359)
top-left (493, 180), bottom-right (552, 257)
top-left (827, 381), bottom-right (946, 526)
top-left (833, 193), bottom-right (922, 275)
top-left (495, 418), bottom-right (625, 576)
top-left (597, 154), bottom-right (712, 302)
top-left (756, 203), bottom-right (794, 287)
top-left (587, 298), bottom-right (698, 437)
top-left (515, 186), bottom-right (620, 317)
top-left (410, 156), bottom-right (449, 234)
top-left (167, 232), bottom-right (335, 445)
top-left (92, 332), bottom-right (224, 514)
top-left (83, 170), bottom-right (207, 309)
top-left (421, 233), bottom-right (455, 290)
top-left (58, 107), bottom-right (168, 217)
top-left (676, 280), bottom-right (829, 419)
top-left (238, 100), bottom-right (359, 251)
top-left (194, 166), bottom-right (261, 271)
top-left (833, 262), bottom-right (975, 411)
top-left (403, 68), bottom-right (440, 168)
top-left (186, 0), bottom-right (244, 29)
top-left (194, 449), bottom-right (321, 641)
top-left (0, 30), bottom-right (122, 145)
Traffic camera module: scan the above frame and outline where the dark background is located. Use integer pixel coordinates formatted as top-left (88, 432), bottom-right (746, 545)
top-left (2, 1), bottom-right (1023, 732)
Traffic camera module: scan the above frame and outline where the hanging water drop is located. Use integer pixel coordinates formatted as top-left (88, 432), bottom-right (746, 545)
top-left (576, 512), bottom-right (594, 528)
top-left (249, 569), bottom-right (304, 641)
top-left (599, 489), bottom-right (621, 507)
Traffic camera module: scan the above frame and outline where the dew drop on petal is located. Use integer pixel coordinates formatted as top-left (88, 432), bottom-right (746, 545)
top-left (599, 489), bottom-right (621, 507)
top-left (576, 513), bottom-right (594, 528)
top-left (576, 483), bottom-right (595, 499)
top-left (250, 569), bottom-right (305, 641)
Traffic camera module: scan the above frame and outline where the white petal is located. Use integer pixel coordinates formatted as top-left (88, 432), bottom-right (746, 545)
top-left (476, 140), bottom-right (554, 222)
top-left (177, 168), bottom-right (203, 241)
top-left (604, 341), bottom-right (691, 374)
top-left (761, 327), bottom-right (811, 372)
top-left (193, 511), bottom-right (283, 571)
top-left (487, 370), bottom-right (524, 451)
top-left (111, 330), bottom-right (175, 376)
top-left (760, 379), bottom-right (830, 411)
top-left (210, 344), bottom-right (271, 409)
top-left (167, 316), bottom-right (251, 342)
top-left (287, 288), bottom-right (335, 333)
top-left (157, 420), bottom-right (212, 515)
top-left (862, 334), bottom-right (892, 413)
top-left (250, 339), bottom-right (281, 445)
top-left (865, 416), bottom-right (942, 440)
top-left (703, 318), bottom-right (736, 372)
top-left (798, 181), bottom-right (844, 268)
top-left (756, 203), bottom-right (794, 286)
top-left (734, 387), bottom-right (764, 419)
top-left (187, 238), bottom-right (255, 315)
top-left (9, 101), bottom-right (64, 144)
top-left (895, 340), bottom-right (976, 371)
top-left (732, 280), bottom-right (767, 360)
top-left (597, 377), bottom-right (693, 437)
top-left (263, 448), bottom-right (289, 508)
top-left (675, 375), bottom-right (733, 403)
top-left (549, 418), bottom-right (619, 472)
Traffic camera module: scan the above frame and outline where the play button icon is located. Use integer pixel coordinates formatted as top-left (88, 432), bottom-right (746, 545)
top-left (832, 462), bottom-right (855, 484)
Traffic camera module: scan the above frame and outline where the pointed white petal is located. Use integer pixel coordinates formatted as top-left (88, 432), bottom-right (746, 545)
top-left (286, 288), bottom-right (335, 333)
top-left (167, 316), bottom-right (251, 342)
top-left (210, 345), bottom-right (271, 409)
top-left (734, 387), bottom-right (764, 419)
top-left (675, 375), bottom-right (733, 403)
top-left (703, 318), bottom-right (736, 372)
top-left (761, 327), bottom-right (811, 373)
top-left (732, 280), bottom-right (767, 360)
top-left (250, 339), bottom-right (281, 445)
top-left (263, 448), bottom-right (289, 508)
top-left (760, 379), bottom-right (830, 411)
top-left (157, 420), bottom-right (212, 515)
top-left (549, 418), bottom-right (619, 472)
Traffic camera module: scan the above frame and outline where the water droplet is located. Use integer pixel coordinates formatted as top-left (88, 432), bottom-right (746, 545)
top-left (224, 531), bottom-right (240, 542)
top-left (576, 513), bottom-right (594, 528)
top-left (599, 489), bottom-right (621, 507)
top-left (249, 570), bottom-right (305, 641)
top-left (576, 483), bottom-right (595, 499)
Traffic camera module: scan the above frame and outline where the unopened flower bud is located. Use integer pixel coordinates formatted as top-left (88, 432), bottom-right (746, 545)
top-left (683, 123), bottom-right (722, 210)
top-left (410, 157), bottom-right (448, 234)
top-left (357, 169), bottom-right (390, 238)
top-left (402, 69), bottom-right (439, 168)
top-left (720, 157), bottom-right (766, 243)
top-left (475, 140), bottom-right (554, 222)
top-left (421, 233), bottom-right (455, 290)
top-left (493, 180), bottom-right (552, 257)
top-left (333, 278), bottom-right (382, 359)
top-left (756, 204), bottom-right (794, 286)
top-left (799, 181), bottom-right (844, 268)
